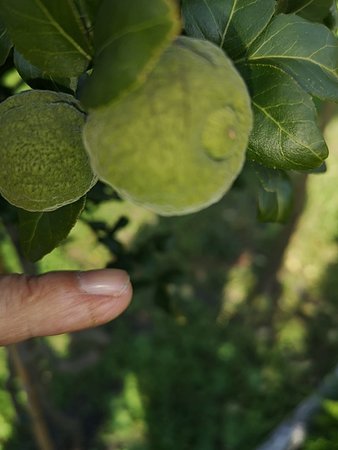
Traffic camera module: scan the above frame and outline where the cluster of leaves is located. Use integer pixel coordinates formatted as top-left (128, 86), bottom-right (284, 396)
top-left (0, 0), bottom-right (337, 262)
top-left (182, 0), bottom-right (338, 219)
top-left (0, 0), bottom-right (179, 261)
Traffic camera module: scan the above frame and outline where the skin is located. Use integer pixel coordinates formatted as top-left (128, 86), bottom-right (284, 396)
top-left (0, 269), bottom-right (132, 346)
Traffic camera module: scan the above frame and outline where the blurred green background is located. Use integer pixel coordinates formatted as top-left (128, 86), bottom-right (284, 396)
top-left (1, 112), bottom-right (338, 449)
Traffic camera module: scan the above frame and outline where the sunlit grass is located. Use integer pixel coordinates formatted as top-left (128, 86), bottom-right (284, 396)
top-left (282, 118), bottom-right (338, 295)
top-left (101, 373), bottom-right (147, 448)
top-left (219, 252), bottom-right (255, 323)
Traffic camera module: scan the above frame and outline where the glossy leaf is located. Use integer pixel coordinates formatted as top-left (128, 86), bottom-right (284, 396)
top-left (0, 19), bottom-right (12, 66)
top-left (278, 0), bottom-right (334, 22)
top-left (18, 197), bottom-right (86, 262)
top-left (254, 164), bottom-right (293, 223)
top-left (244, 63), bottom-right (328, 170)
top-left (247, 14), bottom-right (338, 101)
top-left (181, 0), bottom-right (276, 60)
top-left (81, 0), bottom-right (180, 108)
top-left (0, 0), bottom-right (92, 77)
top-left (13, 50), bottom-right (77, 93)
top-left (299, 162), bottom-right (327, 174)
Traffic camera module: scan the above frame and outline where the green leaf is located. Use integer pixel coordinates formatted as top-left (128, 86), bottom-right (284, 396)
top-left (254, 164), bottom-right (293, 223)
top-left (299, 162), bottom-right (327, 173)
top-left (13, 50), bottom-right (77, 93)
top-left (75, 0), bottom-right (102, 24)
top-left (247, 14), bottom-right (338, 101)
top-left (0, 19), bottom-right (12, 66)
top-left (18, 197), bottom-right (86, 262)
top-left (278, 0), bottom-right (334, 22)
top-left (181, 0), bottom-right (276, 60)
top-left (81, 0), bottom-right (180, 108)
top-left (0, 0), bottom-right (93, 77)
top-left (243, 63), bottom-right (328, 170)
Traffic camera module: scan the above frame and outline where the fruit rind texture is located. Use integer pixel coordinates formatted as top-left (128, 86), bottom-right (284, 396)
top-left (0, 90), bottom-right (97, 212)
top-left (84, 37), bottom-right (253, 216)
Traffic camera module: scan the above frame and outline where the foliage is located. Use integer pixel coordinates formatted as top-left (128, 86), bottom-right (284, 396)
top-left (1, 2), bottom-right (338, 448)
top-left (18, 197), bottom-right (86, 262)
top-left (253, 163), bottom-right (294, 223)
top-left (304, 399), bottom-right (338, 449)
top-left (1, 128), bottom-right (338, 447)
top-left (0, 0), bottom-right (336, 260)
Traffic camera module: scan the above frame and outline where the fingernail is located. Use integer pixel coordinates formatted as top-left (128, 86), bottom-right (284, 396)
top-left (78, 269), bottom-right (130, 296)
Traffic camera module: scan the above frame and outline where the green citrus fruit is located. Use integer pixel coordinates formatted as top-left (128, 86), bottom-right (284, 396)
top-left (0, 90), bottom-right (96, 211)
top-left (84, 37), bottom-right (253, 216)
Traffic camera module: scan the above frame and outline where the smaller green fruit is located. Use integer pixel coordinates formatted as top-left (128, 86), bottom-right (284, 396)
top-left (0, 90), bottom-right (96, 211)
top-left (84, 37), bottom-right (253, 216)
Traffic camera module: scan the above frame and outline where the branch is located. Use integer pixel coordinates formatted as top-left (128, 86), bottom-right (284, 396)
top-left (7, 345), bottom-right (56, 450)
top-left (256, 365), bottom-right (338, 450)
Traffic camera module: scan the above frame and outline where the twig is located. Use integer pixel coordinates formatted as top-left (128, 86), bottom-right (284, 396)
top-left (255, 365), bottom-right (338, 450)
top-left (7, 345), bottom-right (56, 450)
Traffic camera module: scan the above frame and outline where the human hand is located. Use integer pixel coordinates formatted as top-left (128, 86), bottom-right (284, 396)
top-left (0, 269), bottom-right (132, 346)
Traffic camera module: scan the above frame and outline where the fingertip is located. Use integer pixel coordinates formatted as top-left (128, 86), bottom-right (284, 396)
top-left (92, 274), bottom-right (133, 323)
top-left (77, 268), bottom-right (131, 297)
top-left (36, 269), bottom-right (134, 336)
top-left (0, 269), bottom-right (133, 345)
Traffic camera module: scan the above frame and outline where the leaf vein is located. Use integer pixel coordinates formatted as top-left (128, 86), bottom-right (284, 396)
top-left (220, 0), bottom-right (237, 48)
top-left (253, 100), bottom-right (323, 163)
top-left (34, 0), bottom-right (91, 60)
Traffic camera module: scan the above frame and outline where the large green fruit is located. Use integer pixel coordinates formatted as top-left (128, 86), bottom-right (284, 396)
top-left (0, 90), bottom-right (96, 211)
top-left (84, 37), bottom-right (253, 216)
